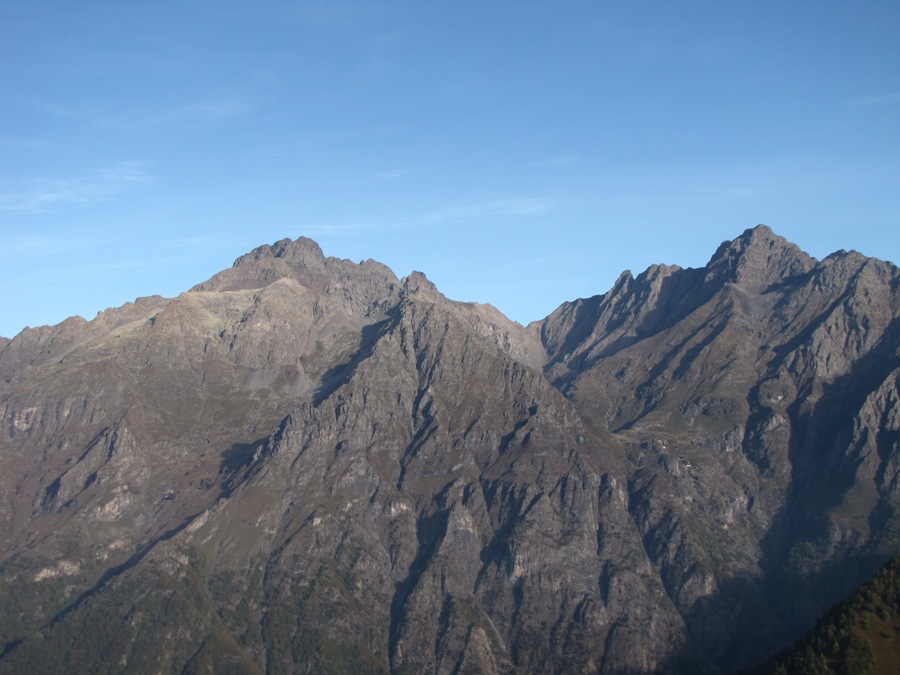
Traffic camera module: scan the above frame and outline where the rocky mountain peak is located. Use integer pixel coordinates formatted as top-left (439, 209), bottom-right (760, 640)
top-left (706, 223), bottom-right (816, 288)
top-left (401, 270), bottom-right (442, 300)
top-left (235, 236), bottom-right (326, 267)
top-left (189, 236), bottom-right (400, 315)
top-left (1, 226), bottom-right (898, 675)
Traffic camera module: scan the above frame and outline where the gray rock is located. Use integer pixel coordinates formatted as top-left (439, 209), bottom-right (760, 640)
top-left (0, 224), bottom-right (898, 673)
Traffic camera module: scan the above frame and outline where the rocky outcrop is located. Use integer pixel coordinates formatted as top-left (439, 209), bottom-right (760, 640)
top-left (0, 225), bottom-right (898, 673)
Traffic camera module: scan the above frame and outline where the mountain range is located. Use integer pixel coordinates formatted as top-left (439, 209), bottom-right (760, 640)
top-left (1, 225), bottom-right (898, 673)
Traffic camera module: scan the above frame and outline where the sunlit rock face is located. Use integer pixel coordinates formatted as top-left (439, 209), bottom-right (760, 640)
top-left (1, 225), bottom-right (898, 673)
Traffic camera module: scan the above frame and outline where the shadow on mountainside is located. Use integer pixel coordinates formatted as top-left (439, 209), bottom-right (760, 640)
top-left (753, 316), bottom-right (900, 657)
top-left (313, 318), bottom-right (393, 406)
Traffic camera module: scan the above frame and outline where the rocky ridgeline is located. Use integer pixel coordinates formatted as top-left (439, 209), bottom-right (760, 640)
top-left (0, 225), bottom-right (898, 673)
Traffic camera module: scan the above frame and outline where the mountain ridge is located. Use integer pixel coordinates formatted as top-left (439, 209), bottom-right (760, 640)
top-left (1, 224), bottom-right (898, 673)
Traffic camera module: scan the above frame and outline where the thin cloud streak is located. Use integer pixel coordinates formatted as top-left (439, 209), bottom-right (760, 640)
top-left (5, 91), bottom-right (249, 130)
top-left (161, 234), bottom-right (232, 249)
top-left (1, 232), bottom-right (110, 258)
top-left (373, 168), bottom-right (410, 180)
top-left (0, 135), bottom-right (49, 150)
top-left (846, 92), bottom-right (900, 107)
top-left (679, 186), bottom-right (761, 205)
top-left (2, 234), bottom-right (64, 254)
top-left (110, 96), bottom-right (249, 129)
top-left (0, 161), bottom-right (153, 213)
top-left (526, 155), bottom-right (580, 169)
top-left (417, 197), bottom-right (553, 225)
top-left (303, 197), bottom-right (554, 238)
top-left (304, 222), bottom-right (378, 237)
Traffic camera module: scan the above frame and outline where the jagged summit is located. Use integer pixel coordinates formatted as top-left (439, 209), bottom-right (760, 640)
top-left (400, 269), bottom-right (441, 299)
top-left (706, 223), bottom-right (816, 288)
top-left (189, 236), bottom-right (402, 320)
top-left (231, 236), bottom-right (327, 266)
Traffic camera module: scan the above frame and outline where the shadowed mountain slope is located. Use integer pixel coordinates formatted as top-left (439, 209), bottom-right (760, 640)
top-left (751, 554), bottom-right (900, 675)
top-left (0, 225), bottom-right (898, 673)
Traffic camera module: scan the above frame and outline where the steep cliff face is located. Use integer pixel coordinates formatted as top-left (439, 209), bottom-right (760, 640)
top-left (541, 225), bottom-right (900, 667)
top-left (0, 226), bottom-right (898, 673)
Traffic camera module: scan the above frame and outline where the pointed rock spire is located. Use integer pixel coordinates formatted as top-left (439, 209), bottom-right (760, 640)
top-left (236, 237), bottom-right (325, 266)
top-left (402, 270), bottom-right (442, 299)
top-left (706, 224), bottom-right (815, 288)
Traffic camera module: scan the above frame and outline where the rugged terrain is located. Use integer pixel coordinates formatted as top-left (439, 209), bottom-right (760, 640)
top-left (0, 225), bottom-right (898, 673)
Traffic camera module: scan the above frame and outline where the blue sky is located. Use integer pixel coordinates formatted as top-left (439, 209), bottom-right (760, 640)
top-left (2, 1), bottom-right (898, 338)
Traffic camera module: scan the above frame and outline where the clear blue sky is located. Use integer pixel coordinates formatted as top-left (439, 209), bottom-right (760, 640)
top-left (2, 1), bottom-right (898, 338)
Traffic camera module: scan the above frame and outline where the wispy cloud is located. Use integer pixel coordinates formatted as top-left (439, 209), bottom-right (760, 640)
top-left (161, 234), bottom-right (232, 249)
top-left (3, 234), bottom-right (63, 254)
top-left (8, 90), bottom-right (248, 130)
top-left (526, 154), bottom-right (580, 169)
top-left (289, 1), bottom-right (386, 33)
top-left (297, 124), bottom-right (401, 147)
top-left (0, 135), bottom-right (49, 150)
top-left (115, 95), bottom-right (248, 128)
top-left (301, 197), bottom-right (553, 238)
top-left (304, 222), bottom-right (377, 237)
top-left (417, 197), bottom-right (553, 225)
top-left (1, 232), bottom-right (111, 258)
top-left (846, 92), bottom-right (900, 107)
top-left (373, 168), bottom-right (410, 180)
top-left (61, 257), bottom-right (156, 279)
top-left (680, 186), bottom-right (761, 205)
top-left (468, 251), bottom-right (577, 277)
top-left (0, 161), bottom-right (153, 213)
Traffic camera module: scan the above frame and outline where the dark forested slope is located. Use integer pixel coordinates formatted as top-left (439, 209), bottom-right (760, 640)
top-left (752, 554), bottom-right (900, 675)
